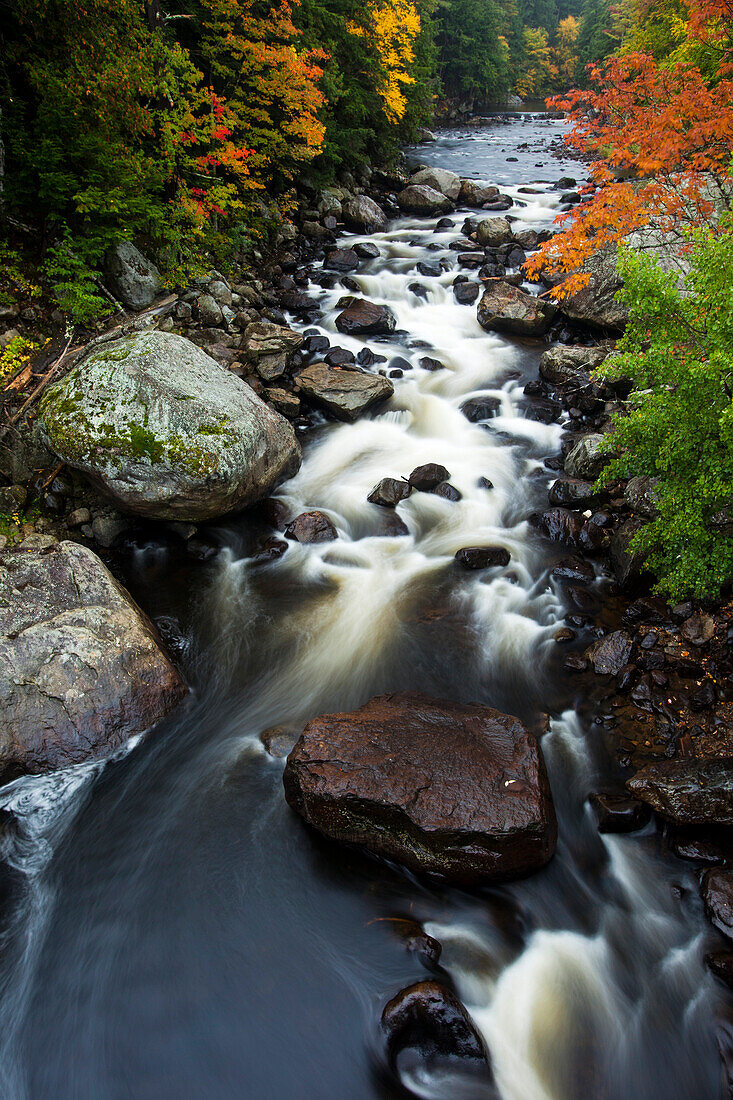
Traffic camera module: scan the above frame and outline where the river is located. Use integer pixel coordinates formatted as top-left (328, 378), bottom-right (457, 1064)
top-left (0, 115), bottom-right (727, 1099)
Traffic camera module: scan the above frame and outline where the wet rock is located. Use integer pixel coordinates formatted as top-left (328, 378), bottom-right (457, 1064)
top-left (454, 281), bottom-right (480, 304)
top-left (250, 536), bottom-right (288, 564)
top-left (532, 508), bottom-right (584, 547)
top-left (380, 513), bottom-right (410, 537)
top-left (628, 759), bottom-right (733, 825)
top-left (455, 547), bottom-right (510, 569)
top-left (0, 541), bottom-right (187, 779)
top-left (324, 248), bottom-right (360, 274)
top-left (409, 282), bottom-right (428, 298)
top-left (589, 791), bottom-right (651, 833)
top-left (39, 331), bottom-right (301, 522)
top-left (551, 557), bottom-right (594, 583)
top-left (553, 627), bottom-right (575, 643)
top-left (411, 167), bottom-right (462, 200)
top-left (335, 299), bottom-right (397, 336)
top-left (91, 513), bottom-right (129, 549)
top-left (396, 185), bottom-right (454, 216)
top-left (539, 345), bottom-right (609, 386)
top-left (476, 217), bottom-right (514, 247)
top-left (104, 241), bottom-right (161, 310)
top-left (478, 477), bottom-right (494, 490)
top-left (368, 477), bottom-right (412, 508)
top-left (548, 478), bottom-right (601, 507)
top-left (669, 826), bottom-right (733, 864)
top-left (285, 511), bottom-right (337, 543)
top-left (431, 482), bottom-right (462, 501)
top-left (381, 980), bottom-right (489, 1066)
top-left (296, 362), bottom-right (393, 422)
top-left (524, 399), bottom-right (562, 424)
top-left (409, 463), bottom-right (451, 491)
top-left (283, 692), bottom-right (557, 883)
top-left (564, 434), bottom-right (609, 481)
top-left (585, 630), bottom-right (634, 675)
top-left (260, 724), bottom-right (301, 758)
top-left (324, 346), bottom-right (356, 367)
top-left (625, 475), bottom-right (660, 519)
top-left (264, 387), bottom-right (300, 418)
top-left (461, 397), bottom-right (501, 422)
top-left (477, 281), bottom-right (557, 337)
top-left (702, 869), bottom-right (733, 940)
top-left (242, 321), bottom-right (304, 381)
top-left (342, 196), bottom-right (387, 233)
top-left (416, 260), bottom-right (442, 278)
top-left (393, 920), bottom-right (442, 968)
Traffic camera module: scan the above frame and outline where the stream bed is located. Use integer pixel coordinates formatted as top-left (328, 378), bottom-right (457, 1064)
top-left (0, 115), bottom-right (728, 1100)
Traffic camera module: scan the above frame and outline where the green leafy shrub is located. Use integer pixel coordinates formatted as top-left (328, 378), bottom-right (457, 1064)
top-left (597, 225), bottom-right (733, 600)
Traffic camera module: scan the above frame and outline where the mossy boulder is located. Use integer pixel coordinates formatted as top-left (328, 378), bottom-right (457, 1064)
top-left (38, 331), bottom-right (301, 521)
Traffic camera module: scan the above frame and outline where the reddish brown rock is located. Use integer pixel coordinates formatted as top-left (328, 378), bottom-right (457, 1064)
top-left (702, 869), bottom-right (733, 940)
top-left (627, 758), bottom-right (733, 825)
top-left (585, 630), bottom-right (634, 676)
top-left (335, 299), bottom-right (397, 336)
top-left (381, 980), bottom-right (489, 1066)
top-left (282, 692), bottom-right (557, 884)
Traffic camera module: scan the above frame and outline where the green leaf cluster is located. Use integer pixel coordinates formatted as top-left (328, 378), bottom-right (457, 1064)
top-left (596, 226), bottom-right (733, 600)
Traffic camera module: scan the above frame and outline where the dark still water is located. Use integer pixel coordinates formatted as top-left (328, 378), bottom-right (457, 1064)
top-left (0, 118), bottom-right (728, 1100)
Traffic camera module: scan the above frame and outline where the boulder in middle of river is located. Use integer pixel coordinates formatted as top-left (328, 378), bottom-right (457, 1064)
top-left (296, 362), bottom-right (394, 422)
top-left (282, 691), bottom-right (557, 884)
top-left (335, 299), bottom-right (397, 336)
top-left (477, 281), bottom-right (557, 337)
top-left (38, 331), bottom-right (301, 522)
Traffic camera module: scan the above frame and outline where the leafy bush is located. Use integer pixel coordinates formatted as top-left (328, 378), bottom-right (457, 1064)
top-left (597, 225), bottom-right (733, 600)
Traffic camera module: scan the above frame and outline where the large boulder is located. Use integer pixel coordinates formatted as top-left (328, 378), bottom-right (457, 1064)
top-left (476, 217), bottom-right (514, 247)
top-left (296, 362), bottom-right (393, 422)
top-left (459, 181), bottom-right (499, 207)
top-left (539, 345), bottom-right (610, 386)
top-left (335, 299), bottom-right (397, 336)
top-left (38, 331), bottom-right (300, 522)
top-left (410, 167), bottom-right (462, 201)
top-left (477, 281), bottom-right (557, 336)
top-left (558, 246), bottom-right (627, 333)
top-left (627, 759), bottom-right (733, 825)
top-left (343, 196), bottom-right (388, 233)
top-left (104, 241), bottom-right (161, 311)
top-left (396, 185), bottom-right (454, 215)
top-left (282, 692), bottom-right (557, 884)
top-left (0, 541), bottom-right (186, 780)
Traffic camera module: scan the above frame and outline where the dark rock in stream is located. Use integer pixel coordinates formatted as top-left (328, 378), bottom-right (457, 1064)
top-left (584, 630), bottom-right (634, 676)
top-left (368, 478), bottom-right (412, 508)
top-left (461, 397), bottom-right (501, 422)
top-left (409, 463), bottom-right (451, 491)
top-left (455, 546), bottom-right (510, 569)
top-left (430, 482), bottom-right (462, 501)
top-left (454, 281), bottom-right (480, 304)
top-left (324, 248), bottom-right (360, 274)
top-left (285, 511), bottom-right (337, 544)
top-left (589, 792), bottom-right (651, 833)
top-left (381, 980), bottom-right (490, 1067)
top-left (335, 300), bottom-right (397, 336)
top-left (282, 692), bottom-right (557, 884)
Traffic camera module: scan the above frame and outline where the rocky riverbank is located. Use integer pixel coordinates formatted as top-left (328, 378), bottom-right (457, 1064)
top-left (1, 125), bottom-right (732, 1088)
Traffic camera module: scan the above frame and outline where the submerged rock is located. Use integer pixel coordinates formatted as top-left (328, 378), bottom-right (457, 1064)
top-left (627, 759), bottom-right (733, 825)
top-left (589, 791), bottom-right (651, 833)
top-left (282, 692), bottom-right (557, 884)
top-left (0, 541), bottom-right (186, 780)
top-left (455, 546), bottom-right (510, 569)
top-left (702, 869), bottom-right (733, 940)
top-left (477, 281), bottom-right (557, 336)
top-left (296, 362), bottom-right (393, 422)
top-left (39, 331), bottom-right (300, 522)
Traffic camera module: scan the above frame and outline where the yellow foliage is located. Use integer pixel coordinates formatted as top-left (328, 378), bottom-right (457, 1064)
top-left (348, 0), bottom-right (420, 122)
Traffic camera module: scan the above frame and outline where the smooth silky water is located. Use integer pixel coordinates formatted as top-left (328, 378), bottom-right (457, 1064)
top-left (0, 116), bottom-right (727, 1099)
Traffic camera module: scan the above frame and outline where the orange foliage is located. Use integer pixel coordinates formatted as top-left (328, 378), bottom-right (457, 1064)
top-left (525, 3), bottom-right (733, 296)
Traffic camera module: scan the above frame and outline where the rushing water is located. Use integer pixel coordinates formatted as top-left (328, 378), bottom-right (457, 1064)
top-left (0, 118), bottom-right (728, 1099)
